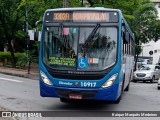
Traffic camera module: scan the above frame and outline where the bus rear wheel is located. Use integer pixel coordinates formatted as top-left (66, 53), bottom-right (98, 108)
top-left (124, 83), bottom-right (130, 91)
top-left (114, 79), bottom-right (125, 104)
top-left (124, 72), bottom-right (132, 91)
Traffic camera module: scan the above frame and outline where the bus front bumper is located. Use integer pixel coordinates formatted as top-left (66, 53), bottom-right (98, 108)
top-left (40, 81), bottom-right (120, 101)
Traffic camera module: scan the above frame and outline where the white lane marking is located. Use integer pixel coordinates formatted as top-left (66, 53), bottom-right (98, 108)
top-left (0, 77), bottom-right (23, 83)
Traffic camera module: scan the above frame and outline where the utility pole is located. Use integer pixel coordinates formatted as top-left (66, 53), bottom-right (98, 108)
top-left (63, 0), bottom-right (69, 8)
top-left (25, 0), bottom-right (31, 74)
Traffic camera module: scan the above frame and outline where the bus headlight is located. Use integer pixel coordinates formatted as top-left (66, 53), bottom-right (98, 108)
top-left (102, 73), bottom-right (118, 88)
top-left (40, 71), bottom-right (53, 86)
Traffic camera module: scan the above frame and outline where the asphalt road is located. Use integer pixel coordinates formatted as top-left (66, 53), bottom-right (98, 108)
top-left (0, 73), bottom-right (160, 120)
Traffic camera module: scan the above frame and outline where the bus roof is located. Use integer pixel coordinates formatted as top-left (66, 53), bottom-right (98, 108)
top-left (44, 7), bottom-right (135, 40)
top-left (45, 7), bottom-right (121, 13)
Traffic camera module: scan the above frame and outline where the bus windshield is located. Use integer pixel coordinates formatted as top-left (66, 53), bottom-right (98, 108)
top-left (43, 25), bottom-right (117, 71)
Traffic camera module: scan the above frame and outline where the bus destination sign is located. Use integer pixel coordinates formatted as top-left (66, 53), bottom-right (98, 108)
top-left (53, 12), bottom-right (109, 22)
top-left (54, 12), bottom-right (70, 21)
top-left (45, 11), bottom-right (117, 22)
top-left (73, 12), bottom-right (109, 22)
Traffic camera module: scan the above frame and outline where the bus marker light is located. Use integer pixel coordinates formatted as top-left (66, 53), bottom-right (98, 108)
top-left (40, 71), bottom-right (53, 86)
top-left (102, 73), bottom-right (118, 88)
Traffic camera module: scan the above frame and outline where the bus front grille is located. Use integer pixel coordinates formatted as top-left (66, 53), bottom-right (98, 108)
top-left (55, 88), bottom-right (97, 99)
top-left (49, 72), bottom-right (105, 80)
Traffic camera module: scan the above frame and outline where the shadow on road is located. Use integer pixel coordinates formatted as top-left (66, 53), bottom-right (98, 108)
top-left (47, 99), bottom-right (121, 111)
top-left (131, 81), bottom-right (158, 84)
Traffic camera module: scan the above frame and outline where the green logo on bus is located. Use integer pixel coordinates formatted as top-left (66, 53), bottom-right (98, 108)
top-left (49, 57), bottom-right (76, 67)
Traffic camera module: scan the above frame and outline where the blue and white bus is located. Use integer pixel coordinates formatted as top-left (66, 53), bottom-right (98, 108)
top-left (39, 7), bottom-right (135, 103)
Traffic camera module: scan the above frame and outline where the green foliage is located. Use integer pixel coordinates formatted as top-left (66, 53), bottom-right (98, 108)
top-left (132, 0), bottom-right (157, 44)
top-left (0, 52), bottom-right (28, 68)
top-left (0, 51), bottom-right (38, 68)
top-left (15, 52), bottom-right (27, 66)
top-left (0, 0), bottom-right (24, 36)
top-left (1, 0), bottom-right (160, 68)
top-left (147, 19), bottom-right (160, 42)
top-left (19, 49), bottom-right (39, 66)
top-left (86, 0), bottom-right (159, 56)
top-left (0, 52), bottom-right (11, 64)
top-left (70, 0), bottom-right (81, 7)
top-left (18, 0), bottom-right (65, 28)
top-left (135, 45), bottom-right (142, 56)
top-left (0, 0), bottom-right (26, 67)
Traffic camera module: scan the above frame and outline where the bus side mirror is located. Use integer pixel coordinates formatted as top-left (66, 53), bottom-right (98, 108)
top-left (35, 20), bottom-right (42, 27)
top-left (34, 20), bottom-right (42, 41)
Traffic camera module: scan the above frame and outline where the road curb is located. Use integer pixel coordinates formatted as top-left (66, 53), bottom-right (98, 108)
top-left (0, 72), bottom-right (38, 80)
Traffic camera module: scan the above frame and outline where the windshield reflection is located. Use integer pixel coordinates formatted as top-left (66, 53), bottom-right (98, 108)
top-left (139, 65), bottom-right (154, 70)
top-left (43, 26), bottom-right (117, 71)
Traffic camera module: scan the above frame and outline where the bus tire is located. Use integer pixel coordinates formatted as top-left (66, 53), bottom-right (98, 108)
top-left (124, 72), bottom-right (132, 91)
top-left (60, 98), bottom-right (69, 103)
top-left (114, 77), bottom-right (125, 104)
top-left (113, 95), bottom-right (121, 104)
top-left (124, 83), bottom-right (130, 91)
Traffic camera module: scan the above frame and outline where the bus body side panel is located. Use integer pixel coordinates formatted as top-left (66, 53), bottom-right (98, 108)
top-left (120, 13), bottom-right (134, 90)
top-left (116, 12), bottom-right (125, 96)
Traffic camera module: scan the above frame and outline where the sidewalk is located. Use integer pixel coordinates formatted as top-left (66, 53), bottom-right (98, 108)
top-left (0, 66), bottom-right (38, 80)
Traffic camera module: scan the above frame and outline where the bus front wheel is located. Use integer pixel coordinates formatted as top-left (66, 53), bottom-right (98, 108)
top-left (114, 79), bottom-right (125, 104)
top-left (113, 96), bottom-right (121, 104)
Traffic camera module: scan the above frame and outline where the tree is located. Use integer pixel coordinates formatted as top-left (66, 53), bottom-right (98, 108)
top-left (18, 0), bottom-right (63, 29)
top-left (0, 0), bottom-right (24, 67)
top-left (2, 0), bottom-right (93, 68)
top-left (131, 0), bottom-right (158, 70)
top-left (148, 19), bottom-right (160, 42)
top-left (132, 0), bottom-right (157, 43)
top-left (1, 0), bottom-right (159, 69)
top-left (86, 0), bottom-right (159, 70)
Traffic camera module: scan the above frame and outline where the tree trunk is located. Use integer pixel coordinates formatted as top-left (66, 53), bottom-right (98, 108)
top-left (87, 0), bottom-right (95, 6)
top-left (101, 0), bottom-right (104, 4)
top-left (134, 53), bottom-right (139, 71)
top-left (7, 39), bottom-right (16, 68)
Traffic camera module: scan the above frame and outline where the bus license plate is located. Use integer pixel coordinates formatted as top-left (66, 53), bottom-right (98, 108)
top-left (69, 94), bottom-right (82, 99)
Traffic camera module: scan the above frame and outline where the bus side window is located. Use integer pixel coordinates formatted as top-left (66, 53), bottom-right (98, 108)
top-left (122, 31), bottom-right (128, 55)
top-left (123, 31), bottom-right (130, 55)
top-left (129, 35), bottom-right (131, 55)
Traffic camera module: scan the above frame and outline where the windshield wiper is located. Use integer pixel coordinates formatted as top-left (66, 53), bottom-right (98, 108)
top-left (59, 23), bottom-right (74, 57)
top-left (82, 23), bottom-right (100, 48)
top-left (59, 23), bottom-right (69, 48)
top-left (82, 23), bottom-right (100, 57)
top-left (60, 23), bottom-right (64, 41)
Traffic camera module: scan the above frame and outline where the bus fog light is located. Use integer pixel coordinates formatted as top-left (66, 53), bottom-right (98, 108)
top-left (102, 73), bottom-right (118, 88)
top-left (40, 71), bottom-right (52, 86)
